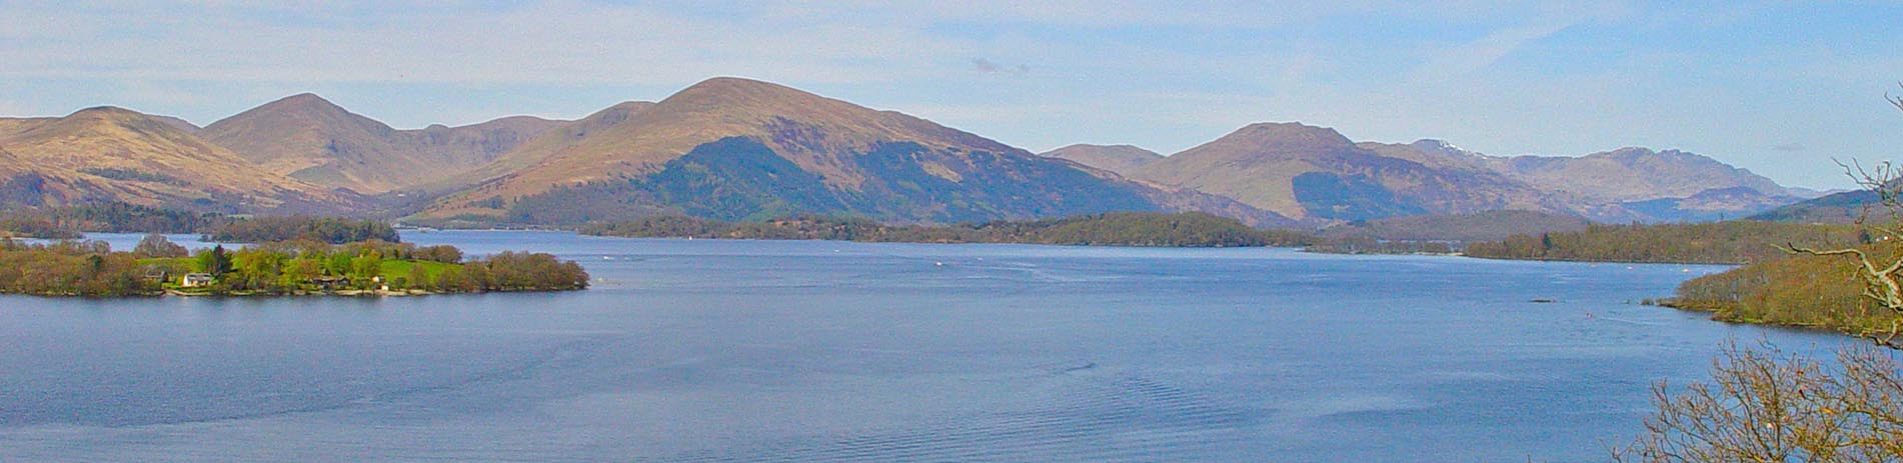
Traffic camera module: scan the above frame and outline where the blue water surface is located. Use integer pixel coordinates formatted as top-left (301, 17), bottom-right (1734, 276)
top-left (0, 231), bottom-right (1851, 462)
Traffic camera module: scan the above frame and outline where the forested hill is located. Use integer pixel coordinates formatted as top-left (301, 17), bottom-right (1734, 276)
top-left (0, 202), bottom-right (229, 238)
top-left (581, 212), bottom-right (1316, 248)
top-left (1462, 221), bottom-right (1863, 264)
top-left (1667, 243), bottom-right (1895, 337)
top-left (203, 216), bottom-right (399, 244)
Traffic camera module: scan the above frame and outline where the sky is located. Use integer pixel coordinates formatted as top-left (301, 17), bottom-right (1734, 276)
top-left (1, 1), bottom-right (1899, 189)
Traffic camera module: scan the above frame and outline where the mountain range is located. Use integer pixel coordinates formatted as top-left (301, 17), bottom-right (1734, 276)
top-left (0, 77), bottom-right (1816, 230)
top-left (200, 93), bottom-right (563, 195)
top-left (0, 107), bottom-right (355, 213)
top-left (1051, 127), bottom-right (1803, 224)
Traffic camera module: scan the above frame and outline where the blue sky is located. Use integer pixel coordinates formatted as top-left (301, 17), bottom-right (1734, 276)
top-left (1, 1), bottom-right (1898, 189)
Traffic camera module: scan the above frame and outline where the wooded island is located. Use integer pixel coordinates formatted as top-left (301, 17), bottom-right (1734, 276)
top-left (0, 232), bottom-right (587, 298)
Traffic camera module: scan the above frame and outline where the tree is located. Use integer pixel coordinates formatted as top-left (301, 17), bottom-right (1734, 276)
top-left (198, 245), bottom-right (232, 276)
top-left (349, 254), bottom-right (382, 283)
top-left (1614, 343), bottom-right (1903, 461)
top-left (132, 234), bottom-right (188, 258)
top-left (406, 264), bottom-right (429, 290)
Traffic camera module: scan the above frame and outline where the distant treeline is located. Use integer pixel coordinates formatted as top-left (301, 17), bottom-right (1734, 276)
top-left (1304, 238), bottom-right (1455, 255)
top-left (0, 203), bottom-right (401, 245)
top-left (1463, 221), bottom-right (1863, 264)
top-left (1666, 243), bottom-right (1894, 336)
top-left (203, 216), bottom-right (400, 244)
top-left (581, 212), bottom-right (1317, 247)
top-left (0, 202), bottom-right (226, 238)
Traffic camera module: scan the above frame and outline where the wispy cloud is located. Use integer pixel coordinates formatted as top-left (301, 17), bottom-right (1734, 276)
top-left (1406, 20), bottom-right (1578, 84)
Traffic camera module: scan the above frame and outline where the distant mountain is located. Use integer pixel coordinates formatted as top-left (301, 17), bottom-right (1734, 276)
top-left (1749, 188), bottom-right (1884, 224)
top-left (1132, 123), bottom-right (1558, 222)
top-left (1124, 120), bottom-right (1804, 225)
top-left (1609, 186), bottom-right (1803, 223)
top-left (201, 94), bottom-right (564, 194)
top-left (419, 77), bottom-right (1294, 227)
top-left (1039, 144), bottom-right (1163, 177)
top-left (1320, 209), bottom-right (1593, 242)
top-left (422, 100), bottom-right (656, 197)
top-left (0, 80), bottom-right (1814, 230)
top-left (0, 107), bottom-right (353, 213)
top-left (1482, 147), bottom-right (1786, 203)
top-left (1783, 186), bottom-right (1841, 199)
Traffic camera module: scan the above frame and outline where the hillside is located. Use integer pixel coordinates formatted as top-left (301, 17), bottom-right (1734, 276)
top-left (1750, 189), bottom-right (1883, 224)
top-left (1612, 186), bottom-right (1804, 223)
top-left (1483, 147), bottom-right (1787, 202)
top-left (1670, 243), bottom-right (1893, 335)
top-left (1129, 122), bottom-right (1800, 225)
top-left (1133, 123), bottom-right (1556, 222)
top-left (418, 100), bottom-right (657, 197)
top-left (1464, 220), bottom-right (1862, 264)
top-left (201, 94), bottom-right (564, 194)
top-left (1039, 144), bottom-right (1163, 177)
top-left (0, 107), bottom-right (354, 213)
top-left (419, 77), bottom-right (1294, 227)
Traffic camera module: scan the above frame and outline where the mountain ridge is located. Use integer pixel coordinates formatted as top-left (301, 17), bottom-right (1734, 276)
top-left (202, 94), bottom-right (564, 195)
top-left (0, 106), bottom-right (356, 213)
top-left (1038, 144), bottom-right (1163, 177)
top-left (0, 78), bottom-right (1807, 230)
top-left (418, 77), bottom-right (1296, 227)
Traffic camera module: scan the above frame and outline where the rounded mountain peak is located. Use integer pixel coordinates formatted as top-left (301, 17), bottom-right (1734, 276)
top-left (661, 76), bottom-right (835, 112)
top-left (1221, 122), bottom-right (1354, 150)
top-left (260, 92), bottom-right (346, 113)
top-left (67, 106), bottom-right (145, 119)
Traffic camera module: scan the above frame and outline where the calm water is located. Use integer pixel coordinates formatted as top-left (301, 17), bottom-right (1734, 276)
top-left (0, 231), bottom-right (1851, 462)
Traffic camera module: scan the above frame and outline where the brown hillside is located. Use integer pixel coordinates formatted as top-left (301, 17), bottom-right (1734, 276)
top-left (0, 107), bottom-right (351, 212)
top-left (1134, 122), bottom-right (1553, 222)
top-left (1039, 144), bottom-right (1164, 177)
top-left (1483, 147), bottom-right (1787, 202)
top-left (201, 94), bottom-right (563, 194)
top-left (421, 77), bottom-right (1294, 227)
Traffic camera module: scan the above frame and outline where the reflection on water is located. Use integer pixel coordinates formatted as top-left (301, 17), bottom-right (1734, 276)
top-left (0, 231), bottom-right (1851, 462)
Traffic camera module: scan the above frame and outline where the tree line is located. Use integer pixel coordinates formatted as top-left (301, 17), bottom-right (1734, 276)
top-left (0, 203), bottom-right (402, 245)
top-left (202, 216), bottom-right (401, 244)
top-left (0, 201), bottom-right (226, 238)
top-left (1463, 221), bottom-right (1864, 264)
top-left (1664, 242), bottom-right (1892, 336)
top-left (580, 212), bottom-right (1318, 248)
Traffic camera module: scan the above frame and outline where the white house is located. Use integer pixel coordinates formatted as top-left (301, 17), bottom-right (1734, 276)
top-left (181, 273), bottom-right (214, 287)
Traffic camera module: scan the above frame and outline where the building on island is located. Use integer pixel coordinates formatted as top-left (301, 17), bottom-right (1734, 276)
top-left (181, 273), bottom-right (214, 287)
top-left (310, 276), bottom-right (350, 290)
